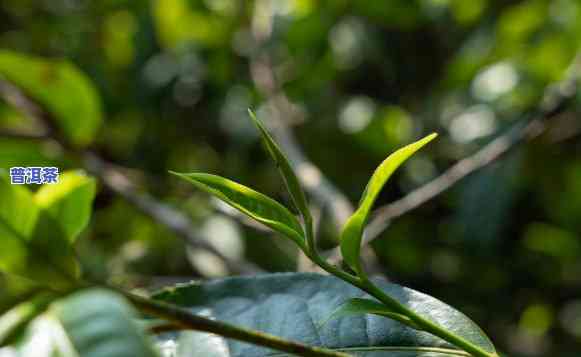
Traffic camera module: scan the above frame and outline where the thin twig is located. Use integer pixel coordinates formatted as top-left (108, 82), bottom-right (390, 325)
top-left (0, 78), bottom-right (261, 276)
top-left (325, 53), bottom-right (581, 262)
top-left (122, 289), bottom-right (351, 357)
top-left (83, 153), bottom-right (261, 275)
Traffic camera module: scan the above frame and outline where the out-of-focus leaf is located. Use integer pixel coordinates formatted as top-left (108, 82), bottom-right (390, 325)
top-left (523, 223), bottom-right (580, 261)
top-left (0, 293), bottom-right (53, 346)
top-left (352, 1), bottom-right (422, 29)
top-left (321, 298), bottom-right (417, 329)
top-left (7, 289), bottom-right (158, 357)
top-left (34, 170), bottom-right (97, 243)
top-left (151, 0), bottom-right (230, 49)
top-left (0, 175), bottom-right (79, 289)
top-left (248, 110), bottom-right (312, 232)
top-left (171, 172), bottom-right (305, 248)
top-left (454, 154), bottom-right (518, 249)
top-left (0, 140), bottom-right (60, 169)
top-left (0, 50), bottom-right (102, 147)
top-left (153, 273), bottom-right (496, 357)
top-left (497, 1), bottom-right (547, 44)
top-left (0, 274), bottom-right (42, 314)
top-left (340, 134), bottom-right (437, 274)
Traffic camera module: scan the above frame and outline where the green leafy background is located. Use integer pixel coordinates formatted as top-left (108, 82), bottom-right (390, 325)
top-left (0, 0), bottom-right (580, 356)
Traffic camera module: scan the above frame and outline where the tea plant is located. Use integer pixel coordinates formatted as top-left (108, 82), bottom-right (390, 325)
top-left (0, 51), bottom-right (500, 357)
top-left (165, 111), bottom-right (499, 357)
top-left (0, 111), bottom-right (499, 357)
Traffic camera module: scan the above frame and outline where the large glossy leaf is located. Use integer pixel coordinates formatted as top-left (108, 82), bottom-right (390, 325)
top-left (248, 110), bottom-right (312, 232)
top-left (3, 289), bottom-right (158, 357)
top-left (153, 273), bottom-right (496, 357)
top-left (340, 134), bottom-right (437, 274)
top-left (34, 170), bottom-right (97, 243)
top-left (171, 172), bottom-right (305, 248)
top-left (0, 50), bottom-right (102, 147)
top-left (0, 175), bottom-right (79, 289)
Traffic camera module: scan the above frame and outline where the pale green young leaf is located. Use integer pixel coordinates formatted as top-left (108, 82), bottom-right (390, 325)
top-left (248, 110), bottom-right (312, 235)
top-left (340, 134), bottom-right (437, 274)
top-left (320, 298), bottom-right (419, 330)
top-left (0, 175), bottom-right (79, 289)
top-left (34, 170), bottom-right (97, 243)
top-left (171, 172), bottom-right (306, 249)
top-left (0, 50), bottom-right (102, 147)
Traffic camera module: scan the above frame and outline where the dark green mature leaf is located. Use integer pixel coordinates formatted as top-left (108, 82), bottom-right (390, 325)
top-left (153, 273), bottom-right (496, 357)
top-left (4, 289), bottom-right (158, 357)
top-left (171, 172), bottom-right (306, 248)
top-left (248, 110), bottom-right (312, 232)
top-left (341, 134), bottom-right (437, 274)
top-left (34, 170), bottom-right (97, 243)
top-left (0, 50), bottom-right (102, 147)
top-left (321, 298), bottom-right (418, 330)
top-left (0, 175), bottom-right (79, 289)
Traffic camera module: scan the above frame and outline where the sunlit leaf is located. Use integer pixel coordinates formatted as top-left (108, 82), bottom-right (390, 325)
top-left (340, 134), bottom-right (437, 274)
top-left (34, 170), bottom-right (97, 243)
top-left (171, 172), bottom-right (305, 249)
top-left (0, 50), bottom-right (102, 147)
top-left (151, 0), bottom-right (230, 49)
top-left (248, 110), bottom-right (312, 234)
top-left (0, 175), bottom-right (79, 289)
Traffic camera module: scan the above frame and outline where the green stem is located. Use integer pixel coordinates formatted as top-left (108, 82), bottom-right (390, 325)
top-left (304, 215), bottom-right (316, 253)
top-left (308, 256), bottom-right (496, 357)
top-left (308, 252), bottom-right (361, 287)
top-left (303, 217), bottom-right (362, 287)
top-left (361, 281), bottom-right (496, 357)
top-left (120, 289), bottom-right (351, 357)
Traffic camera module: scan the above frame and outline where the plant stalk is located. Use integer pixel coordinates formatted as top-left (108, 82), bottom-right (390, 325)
top-left (362, 282), bottom-right (497, 357)
top-left (121, 290), bottom-right (351, 357)
top-left (309, 255), bottom-right (496, 357)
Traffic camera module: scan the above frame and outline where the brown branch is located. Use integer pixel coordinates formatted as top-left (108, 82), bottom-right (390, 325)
top-left (325, 53), bottom-right (581, 263)
top-left (0, 78), bottom-right (262, 276)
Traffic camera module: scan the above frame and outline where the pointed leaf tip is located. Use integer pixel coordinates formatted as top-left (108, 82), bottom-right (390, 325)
top-left (246, 110), bottom-right (313, 243)
top-left (340, 133), bottom-right (438, 275)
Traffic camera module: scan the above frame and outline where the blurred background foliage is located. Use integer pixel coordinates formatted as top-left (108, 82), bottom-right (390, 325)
top-left (0, 0), bottom-right (580, 356)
